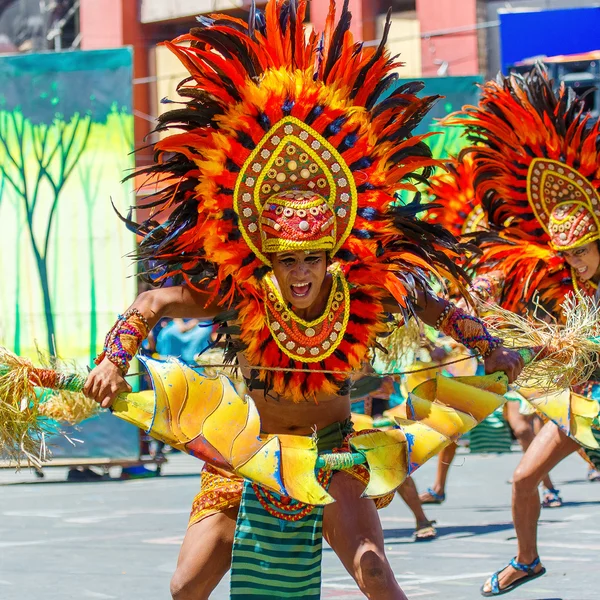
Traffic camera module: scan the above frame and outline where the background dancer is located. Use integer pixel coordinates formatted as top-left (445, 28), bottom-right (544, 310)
top-left (417, 157), bottom-right (560, 507)
top-left (442, 64), bottom-right (600, 596)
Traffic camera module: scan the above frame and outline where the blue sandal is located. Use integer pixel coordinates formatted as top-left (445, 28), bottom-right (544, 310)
top-left (481, 557), bottom-right (546, 597)
top-left (419, 487), bottom-right (445, 504)
top-left (541, 487), bottom-right (562, 508)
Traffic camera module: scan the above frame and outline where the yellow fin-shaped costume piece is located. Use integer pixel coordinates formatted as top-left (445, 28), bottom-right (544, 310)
top-left (405, 394), bottom-right (478, 439)
top-left (236, 436), bottom-right (286, 496)
top-left (351, 413), bottom-right (375, 431)
top-left (349, 429), bottom-right (408, 498)
top-left (111, 360), bottom-right (520, 505)
top-left (113, 389), bottom-right (190, 452)
top-left (202, 380), bottom-right (260, 464)
top-left (277, 434), bottom-right (335, 505)
top-left (450, 372), bottom-right (509, 396)
top-left (176, 365), bottom-right (226, 440)
top-left (572, 414), bottom-right (600, 449)
top-left (525, 389), bottom-right (571, 433)
top-left (404, 362), bottom-right (442, 393)
top-left (396, 418), bottom-right (450, 473)
top-left (523, 388), bottom-right (600, 449)
top-left (112, 358), bottom-right (288, 489)
top-left (572, 393), bottom-right (600, 420)
top-left (384, 372), bottom-right (508, 474)
top-left (435, 374), bottom-right (507, 421)
top-left (229, 396), bottom-right (264, 465)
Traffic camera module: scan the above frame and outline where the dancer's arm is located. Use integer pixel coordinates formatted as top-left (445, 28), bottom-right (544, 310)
top-left (409, 289), bottom-right (523, 383)
top-left (84, 285), bottom-right (221, 408)
top-left (127, 285), bottom-right (220, 329)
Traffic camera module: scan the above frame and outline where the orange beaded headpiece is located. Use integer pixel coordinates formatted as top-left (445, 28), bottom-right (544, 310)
top-left (259, 191), bottom-right (336, 254)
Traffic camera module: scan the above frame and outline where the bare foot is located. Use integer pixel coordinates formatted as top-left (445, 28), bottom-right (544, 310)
top-left (481, 560), bottom-right (544, 595)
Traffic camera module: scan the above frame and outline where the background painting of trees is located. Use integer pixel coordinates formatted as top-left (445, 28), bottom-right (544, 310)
top-left (0, 48), bottom-right (136, 368)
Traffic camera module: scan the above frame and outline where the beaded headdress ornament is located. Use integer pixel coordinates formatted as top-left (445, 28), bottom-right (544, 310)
top-left (528, 159), bottom-right (600, 251)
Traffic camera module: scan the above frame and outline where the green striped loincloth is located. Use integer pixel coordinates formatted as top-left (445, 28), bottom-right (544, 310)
top-left (468, 407), bottom-right (513, 454)
top-left (230, 481), bottom-right (324, 599)
top-left (230, 419), bottom-right (353, 598)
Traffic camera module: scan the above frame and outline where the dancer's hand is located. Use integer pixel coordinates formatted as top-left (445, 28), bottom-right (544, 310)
top-left (83, 358), bottom-right (132, 408)
top-left (484, 346), bottom-right (524, 383)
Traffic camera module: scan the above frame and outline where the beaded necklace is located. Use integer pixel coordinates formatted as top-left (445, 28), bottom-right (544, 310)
top-left (263, 264), bottom-right (350, 362)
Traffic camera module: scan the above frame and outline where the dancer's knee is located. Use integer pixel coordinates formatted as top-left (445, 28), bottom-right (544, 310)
top-left (357, 550), bottom-right (396, 598)
top-left (170, 568), bottom-right (198, 600)
top-left (170, 563), bottom-right (215, 600)
top-left (513, 463), bottom-right (541, 495)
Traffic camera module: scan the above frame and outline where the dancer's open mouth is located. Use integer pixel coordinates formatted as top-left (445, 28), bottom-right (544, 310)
top-left (291, 283), bottom-right (311, 298)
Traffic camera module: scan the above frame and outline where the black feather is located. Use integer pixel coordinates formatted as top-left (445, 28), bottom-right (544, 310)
top-left (351, 8), bottom-right (391, 100)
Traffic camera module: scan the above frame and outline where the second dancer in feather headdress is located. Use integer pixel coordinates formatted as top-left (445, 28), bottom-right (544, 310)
top-left (444, 63), bottom-right (600, 597)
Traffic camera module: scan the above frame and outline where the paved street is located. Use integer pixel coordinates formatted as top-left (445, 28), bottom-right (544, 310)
top-left (1, 449), bottom-right (598, 600)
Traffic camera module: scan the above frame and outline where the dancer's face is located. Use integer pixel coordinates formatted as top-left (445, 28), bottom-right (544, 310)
top-left (271, 250), bottom-right (328, 310)
top-left (562, 242), bottom-right (600, 281)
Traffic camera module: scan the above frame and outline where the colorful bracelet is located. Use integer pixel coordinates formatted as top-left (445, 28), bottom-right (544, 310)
top-left (95, 308), bottom-right (150, 373)
top-left (438, 305), bottom-right (501, 358)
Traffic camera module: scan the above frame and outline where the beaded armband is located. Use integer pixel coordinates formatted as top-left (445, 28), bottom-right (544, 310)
top-left (95, 308), bottom-right (150, 374)
top-left (438, 305), bottom-right (501, 358)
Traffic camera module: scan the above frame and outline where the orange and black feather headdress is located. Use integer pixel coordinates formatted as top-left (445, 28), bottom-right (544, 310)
top-left (124, 0), bottom-right (471, 399)
top-left (445, 64), bottom-right (600, 244)
top-left (131, 0), bottom-right (466, 302)
top-left (443, 64), bottom-right (600, 314)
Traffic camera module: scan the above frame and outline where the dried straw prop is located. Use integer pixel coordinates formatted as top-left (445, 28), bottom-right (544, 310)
top-left (483, 294), bottom-right (600, 389)
top-left (37, 389), bottom-right (99, 425)
top-left (0, 347), bottom-right (99, 467)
